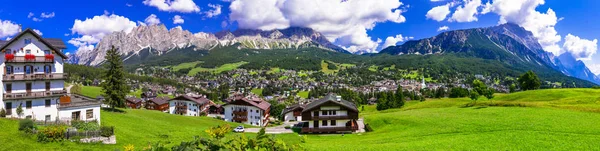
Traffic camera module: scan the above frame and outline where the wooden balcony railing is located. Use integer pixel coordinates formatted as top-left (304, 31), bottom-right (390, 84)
top-left (312, 115), bottom-right (351, 120)
top-left (3, 73), bottom-right (67, 81)
top-left (5, 56), bottom-right (53, 63)
top-left (233, 116), bottom-right (248, 122)
top-left (301, 126), bottom-right (358, 133)
top-left (233, 111), bottom-right (248, 116)
top-left (4, 90), bottom-right (67, 100)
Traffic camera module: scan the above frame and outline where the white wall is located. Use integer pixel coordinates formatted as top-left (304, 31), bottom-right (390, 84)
top-left (169, 100), bottom-right (202, 116)
top-left (4, 80), bottom-right (64, 93)
top-left (58, 105), bottom-right (101, 124)
top-left (223, 104), bottom-right (266, 126)
top-left (308, 119), bottom-right (350, 128)
top-left (283, 112), bottom-right (301, 122)
top-left (3, 97), bottom-right (59, 121)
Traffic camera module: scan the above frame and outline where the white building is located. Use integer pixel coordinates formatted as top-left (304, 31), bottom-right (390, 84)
top-left (223, 94), bottom-right (271, 127)
top-left (0, 29), bottom-right (101, 123)
top-left (300, 94), bottom-right (359, 133)
top-left (281, 103), bottom-right (305, 122)
top-left (168, 95), bottom-right (214, 116)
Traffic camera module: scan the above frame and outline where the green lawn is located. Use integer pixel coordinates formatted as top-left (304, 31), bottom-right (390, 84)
top-left (171, 61), bottom-right (203, 72)
top-left (187, 61), bottom-right (248, 76)
top-left (297, 91), bottom-right (309, 99)
top-left (80, 85), bottom-right (103, 98)
top-left (251, 88), bottom-right (263, 96)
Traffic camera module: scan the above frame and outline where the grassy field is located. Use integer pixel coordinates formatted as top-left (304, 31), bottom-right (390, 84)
top-left (80, 85), bottom-right (103, 98)
top-left (297, 91), bottom-right (309, 99)
top-left (251, 88), bottom-right (263, 96)
top-left (171, 61), bottom-right (202, 72)
top-left (3, 88), bottom-right (600, 150)
top-left (187, 61), bottom-right (248, 76)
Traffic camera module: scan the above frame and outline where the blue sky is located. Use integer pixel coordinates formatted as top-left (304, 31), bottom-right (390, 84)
top-left (0, 0), bottom-right (599, 73)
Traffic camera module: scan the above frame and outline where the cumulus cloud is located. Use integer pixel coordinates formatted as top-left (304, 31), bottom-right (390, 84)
top-left (144, 14), bottom-right (161, 25)
top-left (69, 13), bottom-right (137, 51)
top-left (437, 26), bottom-right (449, 32)
top-left (32, 29), bottom-right (43, 36)
top-left (562, 34), bottom-right (598, 60)
top-left (426, 4), bottom-right (451, 21)
top-left (173, 15), bottom-right (184, 24)
top-left (142, 0), bottom-right (200, 13)
top-left (449, 0), bottom-right (482, 22)
top-left (382, 34), bottom-right (413, 48)
top-left (229, 0), bottom-right (407, 53)
top-left (0, 19), bottom-right (21, 39)
top-left (205, 4), bottom-right (222, 18)
top-left (41, 12), bottom-right (55, 18)
top-left (485, 0), bottom-right (562, 55)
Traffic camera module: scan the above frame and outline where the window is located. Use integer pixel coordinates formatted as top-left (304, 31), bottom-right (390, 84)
top-left (322, 111), bottom-right (328, 116)
top-left (24, 38), bottom-right (31, 44)
top-left (5, 49), bottom-right (11, 54)
top-left (44, 65), bottom-right (51, 73)
top-left (45, 99), bottom-right (51, 107)
top-left (5, 84), bottom-right (11, 93)
top-left (322, 120), bottom-right (327, 126)
top-left (46, 82), bottom-right (51, 91)
top-left (24, 66), bottom-right (32, 74)
top-left (331, 110), bottom-right (337, 115)
top-left (86, 109), bottom-right (93, 119)
top-left (44, 50), bottom-right (51, 55)
top-left (5, 102), bottom-right (11, 115)
top-left (26, 101), bottom-right (32, 109)
top-left (5, 66), bottom-right (13, 74)
top-left (331, 120), bottom-right (336, 126)
top-left (26, 49), bottom-right (31, 54)
top-left (45, 115), bottom-right (51, 121)
top-left (256, 110), bottom-right (259, 113)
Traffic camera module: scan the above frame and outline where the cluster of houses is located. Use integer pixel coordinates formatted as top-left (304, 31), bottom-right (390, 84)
top-left (0, 29), bottom-right (102, 124)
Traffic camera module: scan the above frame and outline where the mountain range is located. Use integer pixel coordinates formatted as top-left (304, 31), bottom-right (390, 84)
top-left (69, 23), bottom-right (599, 85)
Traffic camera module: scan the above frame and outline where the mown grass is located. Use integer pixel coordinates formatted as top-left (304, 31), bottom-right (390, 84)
top-left (171, 61), bottom-right (203, 72)
top-left (80, 85), bottom-right (103, 98)
top-left (251, 88), bottom-right (263, 96)
top-left (297, 91), bottom-right (309, 99)
top-left (187, 61), bottom-right (248, 76)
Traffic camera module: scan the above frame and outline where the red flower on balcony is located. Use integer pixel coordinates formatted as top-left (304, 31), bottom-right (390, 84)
top-left (45, 54), bottom-right (54, 60)
top-left (5, 54), bottom-right (14, 60)
top-left (25, 54), bottom-right (35, 60)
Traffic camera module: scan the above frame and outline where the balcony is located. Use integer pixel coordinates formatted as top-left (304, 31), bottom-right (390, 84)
top-left (3, 73), bottom-right (67, 81)
top-left (175, 105), bottom-right (188, 115)
top-left (4, 90), bottom-right (67, 100)
top-left (5, 56), bottom-right (54, 63)
top-left (233, 116), bottom-right (248, 122)
top-left (233, 110), bottom-right (248, 116)
top-left (301, 126), bottom-right (358, 133)
top-left (312, 115), bottom-right (351, 120)
top-left (58, 94), bottom-right (102, 109)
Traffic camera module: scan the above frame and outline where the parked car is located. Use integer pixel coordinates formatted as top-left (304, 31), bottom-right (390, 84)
top-left (233, 126), bottom-right (244, 133)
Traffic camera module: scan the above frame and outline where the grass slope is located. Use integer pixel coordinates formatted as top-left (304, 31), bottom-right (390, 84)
top-left (188, 61), bottom-right (248, 76)
top-left (172, 61), bottom-right (203, 72)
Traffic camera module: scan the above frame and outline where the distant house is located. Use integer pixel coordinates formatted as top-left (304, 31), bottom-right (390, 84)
top-left (223, 94), bottom-right (271, 127)
top-left (146, 97), bottom-right (169, 112)
top-left (281, 104), bottom-right (305, 122)
top-left (168, 95), bottom-right (214, 116)
top-left (367, 97), bottom-right (377, 105)
top-left (141, 91), bottom-right (157, 102)
top-left (300, 94), bottom-right (359, 133)
top-left (125, 97), bottom-right (142, 109)
top-left (208, 104), bottom-right (224, 114)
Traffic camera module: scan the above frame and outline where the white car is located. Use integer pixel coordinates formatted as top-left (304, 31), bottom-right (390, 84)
top-left (233, 126), bottom-right (245, 133)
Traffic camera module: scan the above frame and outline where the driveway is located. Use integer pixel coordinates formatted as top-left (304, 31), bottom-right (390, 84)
top-left (245, 121), bottom-right (298, 134)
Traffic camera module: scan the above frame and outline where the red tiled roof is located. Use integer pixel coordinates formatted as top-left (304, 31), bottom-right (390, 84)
top-left (169, 95), bottom-right (213, 105)
top-left (226, 95), bottom-right (271, 111)
top-left (149, 96), bottom-right (170, 105)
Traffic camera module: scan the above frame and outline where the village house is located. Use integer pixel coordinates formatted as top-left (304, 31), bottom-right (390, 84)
top-left (300, 93), bottom-right (359, 133)
top-left (223, 94), bottom-right (271, 126)
top-left (146, 96), bottom-right (169, 112)
top-left (281, 103), bottom-right (305, 122)
top-left (125, 97), bottom-right (142, 109)
top-left (0, 29), bottom-right (101, 123)
top-left (168, 95), bottom-right (214, 116)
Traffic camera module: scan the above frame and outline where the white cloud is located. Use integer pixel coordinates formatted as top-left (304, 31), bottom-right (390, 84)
top-left (204, 4), bottom-right (222, 18)
top-left (229, 0), bottom-right (407, 53)
top-left (586, 63), bottom-right (600, 75)
top-left (173, 15), bottom-right (184, 24)
top-left (431, 0), bottom-right (445, 2)
top-left (0, 19), bottom-right (21, 39)
top-left (70, 13), bottom-right (138, 51)
top-left (486, 0), bottom-right (562, 55)
top-left (32, 29), bottom-right (43, 36)
top-left (144, 14), bottom-right (161, 25)
top-left (142, 0), bottom-right (200, 13)
top-left (449, 0), bottom-right (482, 22)
top-left (27, 12), bottom-right (34, 18)
top-left (437, 26), bottom-right (449, 32)
top-left (174, 26), bottom-right (183, 30)
top-left (41, 12), bottom-right (55, 18)
top-left (126, 3), bottom-right (133, 7)
top-left (382, 34), bottom-right (413, 48)
top-left (562, 34), bottom-right (598, 60)
top-left (426, 4), bottom-right (451, 21)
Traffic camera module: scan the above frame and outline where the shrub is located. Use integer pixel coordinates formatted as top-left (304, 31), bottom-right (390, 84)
top-left (205, 124), bottom-right (231, 139)
top-left (200, 112), bottom-right (207, 116)
top-left (0, 108), bottom-right (5, 117)
top-left (100, 126), bottom-right (115, 137)
top-left (364, 123), bottom-right (373, 132)
top-left (72, 120), bottom-right (100, 131)
top-left (37, 125), bottom-right (67, 143)
top-left (18, 119), bottom-right (36, 134)
top-left (124, 144), bottom-right (135, 151)
top-left (284, 126), bottom-right (291, 129)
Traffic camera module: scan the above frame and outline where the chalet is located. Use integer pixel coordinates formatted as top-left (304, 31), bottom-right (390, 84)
top-left (168, 95), bottom-right (214, 116)
top-left (125, 97), bottom-right (142, 109)
top-left (58, 94), bottom-right (102, 123)
top-left (223, 94), bottom-right (271, 127)
top-left (208, 104), bottom-right (224, 114)
top-left (141, 91), bottom-right (157, 102)
top-left (146, 96), bottom-right (169, 112)
top-left (300, 94), bottom-right (359, 133)
top-left (281, 103), bottom-right (305, 122)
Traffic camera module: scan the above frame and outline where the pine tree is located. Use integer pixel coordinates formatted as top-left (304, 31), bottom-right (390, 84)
top-left (101, 46), bottom-right (128, 110)
top-left (394, 86), bottom-right (405, 108)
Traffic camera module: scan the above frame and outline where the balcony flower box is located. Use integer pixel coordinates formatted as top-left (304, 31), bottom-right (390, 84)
top-left (45, 54), bottom-right (54, 60)
top-left (5, 54), bottom-right (14, 60)
top-left (25, 54), bottom-right (35, 60)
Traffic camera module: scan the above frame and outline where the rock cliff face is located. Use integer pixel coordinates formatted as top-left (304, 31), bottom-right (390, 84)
top-left (71, 25), bottom-right (346, 66)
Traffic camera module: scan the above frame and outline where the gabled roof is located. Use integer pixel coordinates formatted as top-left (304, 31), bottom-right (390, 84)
top-left (0, 28), bottom-right (68, 59)
top-left (169, 95), bottom-right (213, 105)
top-left (149, 96), bottom-right (170, 105)
top-left (126, 97), bottom-right (142, 103)
top-left (302, 94), bottom-right (358, 113)
top-left (224, 95), bottom-right (271, 111)
top-left (281, 103), bottom-right (306, 115)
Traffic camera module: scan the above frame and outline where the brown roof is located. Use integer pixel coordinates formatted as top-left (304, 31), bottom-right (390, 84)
top-left (126, 97), bottom-right (142, 103)
top-left (281, 103), bottom-right (305, 115)
top-left (302, 93), bottom-right (358, 113)
top-left (226, 95), bottom-right (271, 111)
top-left (169, 95), bottom-right (213, 105)
top-left (0, 29), bottom-right (67, 59)
top-left (149, 96), bottom-right (170, 105)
